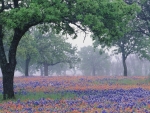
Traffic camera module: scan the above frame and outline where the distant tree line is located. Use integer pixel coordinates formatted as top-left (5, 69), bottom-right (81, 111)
top-left (15, 43), bottom-right (150, 76)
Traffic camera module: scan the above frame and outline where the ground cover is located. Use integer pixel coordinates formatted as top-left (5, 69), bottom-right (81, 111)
top-left (0, 76), bottom-right (150, 113)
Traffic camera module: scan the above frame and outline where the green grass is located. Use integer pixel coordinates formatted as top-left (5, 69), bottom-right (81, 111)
top-left (115, 78), bottom-right (149, 85)
top-left (92, 78), bottom-right (138, 85)
top-left (0, 91), bottom-right (76, 103)
top-left (17, 91), bottom-right (76, 101)
top-left (116, 78), bottom-right (136, 85)
top-left (93, 78), bottom-right (149, 85)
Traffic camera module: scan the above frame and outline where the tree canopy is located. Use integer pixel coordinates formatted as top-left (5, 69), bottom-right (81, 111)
top-left (1, 0), bottom-right (138, 40)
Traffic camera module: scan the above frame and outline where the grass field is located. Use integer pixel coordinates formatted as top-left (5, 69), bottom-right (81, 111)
top-left (0, 76), bottom-right (150, 113)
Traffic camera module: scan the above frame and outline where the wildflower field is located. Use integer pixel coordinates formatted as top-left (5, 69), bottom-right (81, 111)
top-left (0, 76), bottom-right (150, 113)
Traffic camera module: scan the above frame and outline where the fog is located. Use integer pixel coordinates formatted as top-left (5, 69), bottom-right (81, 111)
top-left (1, 25), bottom-right (150, 77)
top-left (1, 34), bottom-right (150, 77)
top-left (2, 53), bottom-right (148, 77)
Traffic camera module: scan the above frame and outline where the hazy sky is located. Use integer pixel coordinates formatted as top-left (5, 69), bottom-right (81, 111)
top-left (67, 32), bottom-right (93, 50)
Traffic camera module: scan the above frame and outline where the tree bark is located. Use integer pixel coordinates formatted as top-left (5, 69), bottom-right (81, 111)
top-left (40, 66), bottom-right (43, 76)
top-left (25, 56), bottom-right (30, 76)
top-left (44, 63), bottom-right (49, 76)
top-left (13, 0), bottom-right (19, 8)
top-left (122, 54), bottom-right (127, 76)
top-left (2, 63), bottom-right (15, 99)
top-left (0, 25), bottom-right (15, 99)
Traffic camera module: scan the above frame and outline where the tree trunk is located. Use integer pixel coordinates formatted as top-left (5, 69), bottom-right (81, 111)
top-left (1, 28), bottom-right (23, 99)
top-left (25, 56), bottom-right (30, 76)
top-left (40, 66), bottom-right (43, 76)
top-left (73, 68), bottom-right (76, 76)
top-left (0, 25), bottom-right (15, 99)
top-left (1, 63), bottom-right (15, 99)
top-left (0, 27), bottom-right (28, 100)
top-left (122, 54), bottom-right (127, 76)
top-left (44, 63), bottom-right (49, 76)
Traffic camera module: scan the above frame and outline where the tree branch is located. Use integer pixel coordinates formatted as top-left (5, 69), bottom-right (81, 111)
top-left (47, 61), bottom-right (63, 66)
top-left (0, 25), bottom-right (7, 65)
top-left (13, 0), bottom-right (19, 8)
top-left (132, 28), bottom-right (150, 37)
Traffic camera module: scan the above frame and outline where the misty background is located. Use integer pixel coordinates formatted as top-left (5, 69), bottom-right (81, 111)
top-left (1, 32), bottom-right (150, 77)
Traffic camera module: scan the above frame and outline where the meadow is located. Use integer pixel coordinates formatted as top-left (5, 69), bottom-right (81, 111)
top-left (0, 76), bottom-right (150, 113)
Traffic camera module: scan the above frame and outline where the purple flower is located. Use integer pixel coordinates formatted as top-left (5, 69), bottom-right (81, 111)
top-left (97, 105), bottom-right (103, 108)
top-left (102, 110), bottom-right (107, 113)
top-left (38, 108), bottom-right (43, 111)
top-left (34, 101), bottom-right (39, 106)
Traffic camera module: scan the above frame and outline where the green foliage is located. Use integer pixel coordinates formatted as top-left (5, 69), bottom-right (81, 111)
top-left (92, 0), bottom-right (149, 75)
top-left (130, 0), bottom-right (150, 60)
top-left (1, 0), bottom-right (139, 40)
